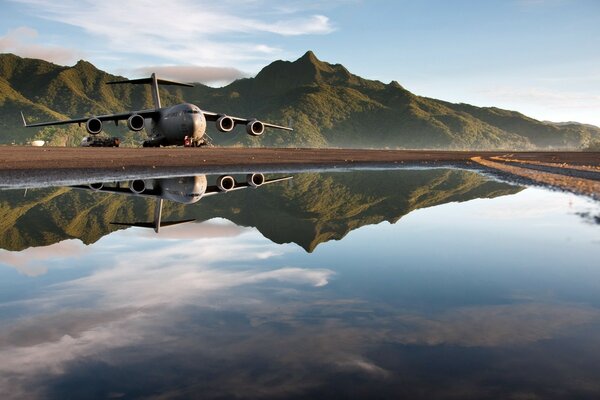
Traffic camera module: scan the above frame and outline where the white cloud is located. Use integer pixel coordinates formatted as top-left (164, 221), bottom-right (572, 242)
top-left (0, 26), bottom-right (81, 65)
top-left (10, 0), bottom-right (335, 70)
top-left (134, 65), bottom-right (247, 85)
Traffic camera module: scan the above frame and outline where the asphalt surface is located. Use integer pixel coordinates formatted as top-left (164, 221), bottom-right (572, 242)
top-left (0, 146), bottom-right (598, 171)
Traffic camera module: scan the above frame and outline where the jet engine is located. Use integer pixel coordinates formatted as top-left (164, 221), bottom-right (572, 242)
top-left (130, 179), bottom-right (146, 194)
top-left (246, 120), bottom-right (264, 136)
top-left (246, 173), bottom-right (265, 188)
top-left (216, 115), bottom-right (235, 132)
top-left (88, 182), bottom-right (104, 191)
top-left (217, 175), bottom-right (236, 192)
top-left (127, 114), bottom-right (145, 131)
top-left (86, 117), bottom-right (103, 135)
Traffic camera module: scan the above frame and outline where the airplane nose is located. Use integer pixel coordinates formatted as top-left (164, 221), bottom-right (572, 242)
top-left (191, 114), bottom-right (206, 138)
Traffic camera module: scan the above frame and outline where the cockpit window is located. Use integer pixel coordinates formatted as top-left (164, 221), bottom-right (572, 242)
top-left (187, 110), bottom-right (200, 114)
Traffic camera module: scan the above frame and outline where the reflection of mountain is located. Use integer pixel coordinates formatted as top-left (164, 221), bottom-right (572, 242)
top-left (0, 169), bottom-right (521, 252)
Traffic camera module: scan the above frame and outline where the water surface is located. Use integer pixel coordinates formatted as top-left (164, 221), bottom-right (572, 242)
top-left (0, 168), bottom-right (599, 399)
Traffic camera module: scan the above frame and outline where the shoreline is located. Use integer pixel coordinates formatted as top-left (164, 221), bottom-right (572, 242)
top-left (0, 147), bottom-right (598, 197)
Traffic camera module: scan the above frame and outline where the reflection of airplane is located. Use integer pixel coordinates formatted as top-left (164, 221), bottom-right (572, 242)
top-left (21, 73), bottom-right (292, 147)
top-left (72, 173), bottom-right (292, 232)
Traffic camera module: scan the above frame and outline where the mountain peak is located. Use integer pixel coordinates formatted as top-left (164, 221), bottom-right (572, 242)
top-left (251, 50), bottom-right (372, 91)
top-left (293, 50), bottom-right (332, 74)
top-left (74, 59), bottom-right (96, 69)
top-left (298, 50), bottom-right (321, 64)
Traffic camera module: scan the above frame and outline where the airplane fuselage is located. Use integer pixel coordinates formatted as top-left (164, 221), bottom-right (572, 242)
top-left (158, 175), bottom-right (208, 203)
top-left (146, 103), bottom-right (207, 146)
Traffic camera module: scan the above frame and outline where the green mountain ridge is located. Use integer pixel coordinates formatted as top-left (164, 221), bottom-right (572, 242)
top-left (1, 51), bottom-right (599, 148)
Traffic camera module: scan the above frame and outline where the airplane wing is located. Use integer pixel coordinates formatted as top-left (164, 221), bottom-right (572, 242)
top-left (203, 176), bottom-right (293, 197)
top-left (21, 109), bottom-right (160, 128)
top-left (202, 111), bottom-right (293, 131)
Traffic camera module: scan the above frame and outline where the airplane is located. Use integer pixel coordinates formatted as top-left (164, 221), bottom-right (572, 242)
top-left (72, 173), bottom-right (292, 232)
top-left (21, 73), bottom-right (292, 147)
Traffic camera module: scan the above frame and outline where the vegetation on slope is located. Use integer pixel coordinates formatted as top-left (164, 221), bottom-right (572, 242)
top-left (1, 51), bottom-right (598, 149)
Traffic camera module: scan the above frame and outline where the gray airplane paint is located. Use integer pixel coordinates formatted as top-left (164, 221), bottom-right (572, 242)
top-left (147, 103), bottom-right (207, 147)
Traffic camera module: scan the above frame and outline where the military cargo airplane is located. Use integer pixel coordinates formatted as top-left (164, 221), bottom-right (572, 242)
top-left (73, 173), bottom-right (292, 232)
top-left (21, 73), bottom-right (292, 147)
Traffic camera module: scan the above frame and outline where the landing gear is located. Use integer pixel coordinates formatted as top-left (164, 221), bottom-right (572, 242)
top-left (184, 136), bottom-right (211, 147)
top-left (142, 140), bottom-right (161, 147)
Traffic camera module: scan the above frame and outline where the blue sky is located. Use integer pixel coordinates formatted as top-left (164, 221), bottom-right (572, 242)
top-left (1, 0), bottom-right (599, 125)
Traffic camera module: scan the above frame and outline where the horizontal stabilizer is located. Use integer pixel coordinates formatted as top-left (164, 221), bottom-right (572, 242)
top-left (111, 219), bottom-right (196, 232)
top-left (106, 77), bottom-right (194, 87)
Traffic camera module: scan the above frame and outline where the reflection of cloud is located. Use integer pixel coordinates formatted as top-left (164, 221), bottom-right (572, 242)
top-left (336, 357), bottom-right (390, 378)
top-left (138, 218), bottom-right (250, 240)
top-left (0, 239), bottom-right (87, 277)
top-left (3, 217), bottom-right (598, 398)
top-left (475, 188), bottom-right (598, 220)
top-left (0, 26), bottom-right (80, 65)
top-left (391, 303), bottom-right (599, 347)
top-left (0, 222), bottom-right (335, 398)
top-left (70, 256), bottom-right (333, 308)
top-left (0, 308), bottom-right (136, 348)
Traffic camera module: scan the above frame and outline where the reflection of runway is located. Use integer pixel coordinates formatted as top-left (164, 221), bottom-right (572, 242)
top-left (472, 156), bottom-right (600, 198)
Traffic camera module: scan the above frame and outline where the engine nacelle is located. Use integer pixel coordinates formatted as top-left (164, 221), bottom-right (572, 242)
top-left (86, 117), bottom-right (103, 135)
top-left (246, 120), bottom-right (264, 136)
top-left (130, 179), bottom-right (146, 194)
top-left (246, 173), bottom-right (265, 188)
top-left (127, 114), bottom-right (145, 131)
top-left (88, 182), bottom-right (104, 191)
top-left (217, 175), bottom-right (236, 192)
top-left (216, 115), bottom-right (235, 132)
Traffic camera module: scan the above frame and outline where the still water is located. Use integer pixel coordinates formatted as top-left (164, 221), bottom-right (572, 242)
top-left (0, 169), bottom-right (599, 399)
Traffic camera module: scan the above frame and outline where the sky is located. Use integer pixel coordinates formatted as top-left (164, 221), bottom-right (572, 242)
top-left (0, 0), bottom-right (599, 125)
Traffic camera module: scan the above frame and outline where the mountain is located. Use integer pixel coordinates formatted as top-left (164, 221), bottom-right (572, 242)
top-left (0, 169), bottom-right (521, 252)
top-left (1, 51), bottom-right (599, 148)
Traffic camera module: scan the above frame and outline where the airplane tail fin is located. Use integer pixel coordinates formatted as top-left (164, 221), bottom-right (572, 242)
top-left (111, 197), bottom-right (195, 233)
top-left (105, 73), bottom-right (193, 109)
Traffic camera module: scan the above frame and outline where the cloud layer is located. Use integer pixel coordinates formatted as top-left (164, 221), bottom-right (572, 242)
top-left (10, 0), bottom-right (335, 71)
top-left (134, 65), bottom-right (247, 84)
top-left (0, 27), bottom-right (80, 64)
